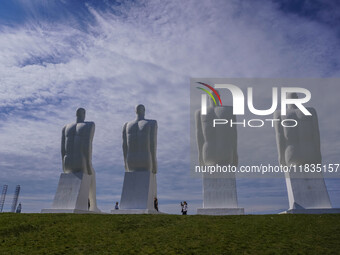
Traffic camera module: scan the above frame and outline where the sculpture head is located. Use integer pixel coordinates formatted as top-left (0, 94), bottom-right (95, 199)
top-left (76, 108), bottom-right (86, 123)
top-left (135, 104), bottom-right (145, 119)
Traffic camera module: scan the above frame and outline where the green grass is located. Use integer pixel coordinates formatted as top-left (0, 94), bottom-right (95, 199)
top-left (0, 214), bottom-right (339, 254)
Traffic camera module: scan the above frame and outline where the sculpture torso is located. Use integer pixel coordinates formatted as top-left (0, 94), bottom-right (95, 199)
top-left (124, 119), bottom-right (157, 172)
top-left (62, 121), bottom-right (95, 174)
top-left (197, 106), bottom-right (237, 165)
top-left (275, 107), bottom-right (321, 165)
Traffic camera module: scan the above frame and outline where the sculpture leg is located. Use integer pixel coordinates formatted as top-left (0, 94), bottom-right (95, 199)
top-left (89, 171), bottom-right (101, 212)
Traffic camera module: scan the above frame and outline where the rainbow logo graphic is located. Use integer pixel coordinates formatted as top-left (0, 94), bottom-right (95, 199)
top-left (196, 82), bottom-right (223, 106)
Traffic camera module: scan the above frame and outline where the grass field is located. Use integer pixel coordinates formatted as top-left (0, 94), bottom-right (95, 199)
top-left (0, 213), bottom-right (339, 254)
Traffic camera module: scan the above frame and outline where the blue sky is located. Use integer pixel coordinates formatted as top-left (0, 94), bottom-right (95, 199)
top-left (0, 0), bottom-right (339, 214)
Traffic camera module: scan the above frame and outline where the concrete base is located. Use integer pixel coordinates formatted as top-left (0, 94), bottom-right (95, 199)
top-left (41, 172), bottom-right (91, 213)
top-left (280, 208), bottom-right (340, 214)
top-left (203, 176), bottom-right (238, 208)
top-left (41, 209), bottom-right (98, 214)
top-left (110, 209), bottom-right (160, 214)
top-left (197, 208), bottom-right (244, 215)
top-left (285, 174), bottom-right (332, 210)
top-left (120, 171), bottom-right (157, 210)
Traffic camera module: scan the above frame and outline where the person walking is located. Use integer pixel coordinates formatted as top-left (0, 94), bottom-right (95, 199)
top-left (114, 202), bottom-right (119, 210)
top-left (181, 201), bottom-right (188, 215)
top-left (154, 197), bottom-right (159, 212)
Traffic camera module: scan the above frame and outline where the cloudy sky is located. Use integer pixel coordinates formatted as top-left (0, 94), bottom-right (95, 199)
top-left (0, 0), bottom-right (339, 214)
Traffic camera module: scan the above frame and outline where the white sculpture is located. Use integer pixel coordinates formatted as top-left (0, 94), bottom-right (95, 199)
top-left (112, 104), bottom-right (158, 214)
top-left (274, 93), bottom-right (339, 213)
top-left (42, 108), bottom-right (100, 213)
top-left (195, 94), bottom-right (244, 215)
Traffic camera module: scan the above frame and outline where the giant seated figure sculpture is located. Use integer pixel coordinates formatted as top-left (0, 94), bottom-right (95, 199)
top-left (274, 93), bottom-right (340, 214)
top-left (195, 95), bottom-right (244, 215)
top-left (42, 108), bottom-right (100, 213)
top-left (112, 104), bottom-right (158, 214)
